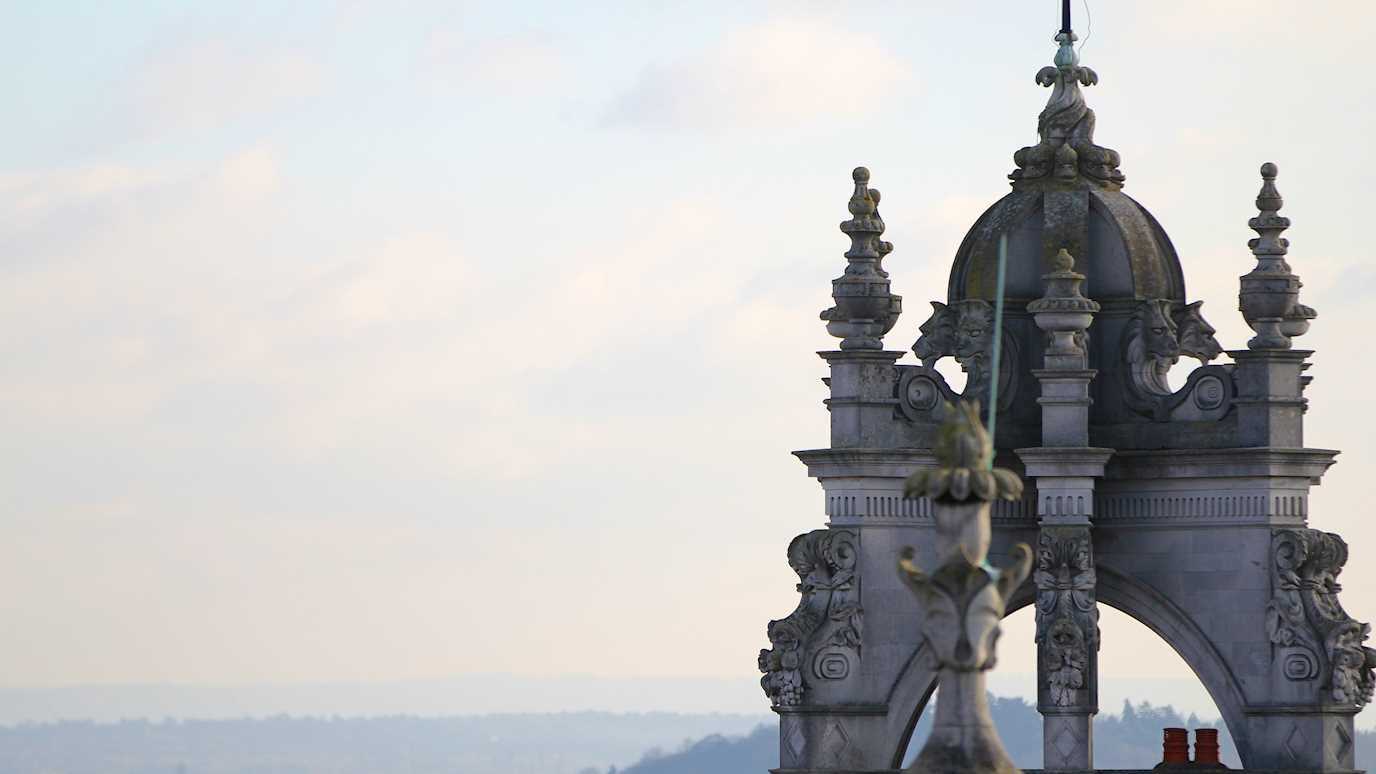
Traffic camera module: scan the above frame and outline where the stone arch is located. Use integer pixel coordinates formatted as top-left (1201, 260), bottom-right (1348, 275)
top-left (882, 572), bottom-right (1254, 769)
top-left (1095, 564), bottom-right (1253, 766)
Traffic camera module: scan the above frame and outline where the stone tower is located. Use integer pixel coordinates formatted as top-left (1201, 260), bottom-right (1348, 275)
top-left (757, 24), bottom-right (1372, 774)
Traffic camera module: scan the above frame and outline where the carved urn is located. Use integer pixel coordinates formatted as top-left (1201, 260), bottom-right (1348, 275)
top-left (1238, 163), bottom-right (1308, 349)
top-left (821, 167), bottom-right (902, 350)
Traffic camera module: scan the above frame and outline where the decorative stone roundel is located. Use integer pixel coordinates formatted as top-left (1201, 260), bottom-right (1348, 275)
top-left (1193, 374), bottom-right (1226, 410)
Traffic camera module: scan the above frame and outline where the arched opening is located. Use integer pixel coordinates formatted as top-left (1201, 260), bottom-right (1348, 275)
top-left (890, 579), bottom-right (1243, 768)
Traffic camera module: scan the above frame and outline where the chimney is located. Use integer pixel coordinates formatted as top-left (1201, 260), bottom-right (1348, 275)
top-left (1159, 727), bottom-right (1190, 767)
top-left (1194, 728), bottom-right (1222, 767)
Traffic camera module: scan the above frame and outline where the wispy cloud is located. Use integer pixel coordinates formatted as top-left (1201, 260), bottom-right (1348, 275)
top-left (601, 17), bottom-right (913, 130)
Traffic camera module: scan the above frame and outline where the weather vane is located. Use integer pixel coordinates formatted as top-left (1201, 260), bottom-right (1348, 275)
top-left (1061, 0), bottom-right (1072, 33)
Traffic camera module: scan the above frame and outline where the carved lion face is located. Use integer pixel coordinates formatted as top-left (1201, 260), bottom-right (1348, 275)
top-left (953, 301), bottom-right (995, 366)
top-left (1136, 300), bottom-right (1181, 360)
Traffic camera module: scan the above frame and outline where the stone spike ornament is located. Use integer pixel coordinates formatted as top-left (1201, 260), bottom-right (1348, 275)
top-left (1010, 29), bottom-right (1124, 188)
top-left (821, 167), bottom-right (902, 350)
top-left (898, 402), bottom-right (1032, 774)
top-left (1239, 162), bottom-right (1316, 348)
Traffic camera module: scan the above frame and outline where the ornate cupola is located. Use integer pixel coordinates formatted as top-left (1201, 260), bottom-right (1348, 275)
top-left (760, 7), bottom-right (1370, 774)
top-left (911, 26), bottom-right (1225, 444)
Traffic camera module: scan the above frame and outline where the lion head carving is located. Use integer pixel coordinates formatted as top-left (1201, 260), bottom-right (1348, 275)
top-left (1124, 299), bottom-right (1222, 398)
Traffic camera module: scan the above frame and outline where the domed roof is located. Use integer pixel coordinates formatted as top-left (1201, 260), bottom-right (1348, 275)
top-left (948, 188), bottom-right (1186, 305)
top-left (946, 32), bottom-right (1186, 307)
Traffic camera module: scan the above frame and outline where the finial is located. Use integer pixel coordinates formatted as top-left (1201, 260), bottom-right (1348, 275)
top-left (1239, 162), bottom-right (1315, 348)
top-left (902, 401), bottom-right (1023, 503)
top-left (1028, 248), bottom-right (1099, 366)
top-left (1051, 247), bottom-right (1075, 272)
top-left (820, 167), bottom-right (902, 350)
top-left (1010, 19), bottom-right (1123, 189)
top-left (848, 167), bottom-right (874, 217)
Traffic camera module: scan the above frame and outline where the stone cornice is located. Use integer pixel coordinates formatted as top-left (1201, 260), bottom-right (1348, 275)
top-left (794, 448), bottom-right (936, 479)
top-left (1106, 448), bottom-right (1339, 482)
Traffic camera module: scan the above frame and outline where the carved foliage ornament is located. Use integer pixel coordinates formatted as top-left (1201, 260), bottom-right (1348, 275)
top-left (759, 529), bottom-right (863, 706)
top-left (1266, 529), bottom-right (1376, 706)
top-left (1010, 31), bottom-right (1124, 187)
top-left (1034, 528), bottom-right (1098, 707)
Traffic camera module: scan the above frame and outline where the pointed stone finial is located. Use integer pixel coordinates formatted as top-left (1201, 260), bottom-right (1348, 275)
top-left (1010, 29), bottom-right (1123, 189)
top-left (820, 167), bottom-right (902, 350)
top-left (1239, 163), bottom-right (1315, 348)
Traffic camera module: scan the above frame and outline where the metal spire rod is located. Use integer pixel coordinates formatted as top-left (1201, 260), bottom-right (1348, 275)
top-left (1061, 0), bottom-right (1072, 33)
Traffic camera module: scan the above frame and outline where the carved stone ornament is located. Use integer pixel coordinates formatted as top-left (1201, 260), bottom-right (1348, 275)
top-left (898, 401), bottom-right (1030, 774)
top-left (1122, 298), bottom-right (1226, 418)
top-left (1266, 529), bottom-right (1376, 706)
top-left (1034, 528), bottom-right (1098, 708)
top-left (1028, 248), bottom-right (1099, 365)
top-left (759, 528), bottom-right (863, 707)
top-left (905, 401), bottom-right (1023, 504)
top-left (911, 300), bottom-right (1019, 412)
top-left (821, 167), bottom-right (902, 350)
top-left (1010, 31), bottom-right (1124, 188)
top-left (1239, 163), bottom-right (1316, 349)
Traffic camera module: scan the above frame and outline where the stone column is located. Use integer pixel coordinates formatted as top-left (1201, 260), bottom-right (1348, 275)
top-left (1018, 249), bottom-right (1111, 770)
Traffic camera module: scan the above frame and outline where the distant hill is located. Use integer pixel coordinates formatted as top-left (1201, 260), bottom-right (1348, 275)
top-left (0, 701), bottom-right (1366, 774)
top-left (619, 698), bottom-right (1376, 773)
top-left (0, 712), bottom-right (767, 774)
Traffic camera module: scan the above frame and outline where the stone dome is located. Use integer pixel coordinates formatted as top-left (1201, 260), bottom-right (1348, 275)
top-left (946, 187), bottom-right (1186, 306)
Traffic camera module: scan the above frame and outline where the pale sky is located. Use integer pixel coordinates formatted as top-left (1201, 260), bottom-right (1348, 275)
top-left (3, 0), bottom-right (1376, 723)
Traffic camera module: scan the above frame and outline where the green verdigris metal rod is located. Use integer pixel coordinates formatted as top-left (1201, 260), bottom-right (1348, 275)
top-left (985, 234), bottom-right (1009, 469)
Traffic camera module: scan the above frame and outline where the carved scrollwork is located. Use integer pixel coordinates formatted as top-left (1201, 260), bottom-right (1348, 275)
top-left (1035, 528), bottom-right (1098, 708)
top-left (1267, 529), bottom-right (1376, 706)
top-left (911, 300), bottom-right (1019, 412)
top-left (759, 529), bottom-right (862, 706)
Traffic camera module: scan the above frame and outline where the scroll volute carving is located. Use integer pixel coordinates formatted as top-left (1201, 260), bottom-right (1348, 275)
top-left (1267, 529), bottom-right (1376, 706)
top-left (758, 529), bottom-right (862, 707)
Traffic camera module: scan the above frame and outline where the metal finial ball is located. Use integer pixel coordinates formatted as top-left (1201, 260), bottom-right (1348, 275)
top-left (852, 166), bottom-right (870, 183)
top-left (1260, 162), bottom-right (1279, 180)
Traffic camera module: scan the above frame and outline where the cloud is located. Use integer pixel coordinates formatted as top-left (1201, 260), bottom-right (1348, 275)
top-left (430, 32), bottom-right (566, 94)
top-left (601, 17), bottom-right (913, 130)
top-left (119, 38), bottom-right (323, 140)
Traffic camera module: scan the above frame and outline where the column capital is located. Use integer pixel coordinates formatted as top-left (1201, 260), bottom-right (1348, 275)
top-left (1015, 447), bottom-right (1113, 479)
